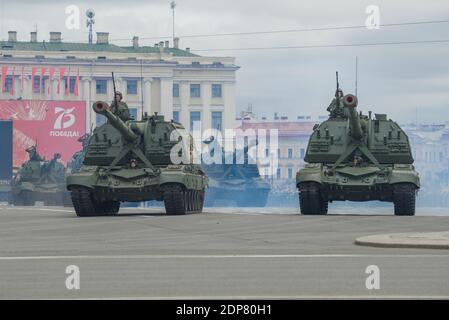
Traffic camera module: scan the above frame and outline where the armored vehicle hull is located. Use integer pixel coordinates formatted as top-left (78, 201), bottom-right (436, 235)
top-left (67, 165), bottom-right (206, 215)
top-left (205, 178), bottom-right (270, 207)
top-left (297, 163), bottom-right (419, 215)
top-left (296, 83), bottom-right (419, 216)
top-left (66, 100), bottom-right (208, 216)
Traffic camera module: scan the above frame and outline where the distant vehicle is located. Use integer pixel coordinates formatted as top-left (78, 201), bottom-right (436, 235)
top-left (11, 146), bottom-right (71, 206)
top-left (201, 136), bottom-right (270, 207)
top-left (0, 119), bottom-right (13, 203)
top-left (296, 73), bottom-right (420, 215)
top-left (67, 133), bottom-right (91, 174)
top-left (66, 100), bottom-right (208, 216)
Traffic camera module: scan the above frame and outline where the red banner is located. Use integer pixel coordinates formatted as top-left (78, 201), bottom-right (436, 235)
top-left (0, 100), bottom-right (86, 166)
top-left (1, 65), bottom-right (8, 92)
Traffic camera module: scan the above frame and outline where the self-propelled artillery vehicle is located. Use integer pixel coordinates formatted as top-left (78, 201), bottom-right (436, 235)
top-left (66, 101), bottom-right (208, 216)
top-left (12, 146), bottom-right (71, 206)
top-left (296, 74), bottom-right (420, 215)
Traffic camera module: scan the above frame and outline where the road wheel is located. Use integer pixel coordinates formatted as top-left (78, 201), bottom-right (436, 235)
top-left (393, 183), bottom-right (416, 216)
top-left (164, 184), bottom-right (187, 215)
top-left (70, 187), bottom-right (103, 217)
top-left (98, 201), bottom-right (120, 216)
top-left (298, 182), bottom-right (327, 215)
top-left (198, 189), bottom-right (205, 212)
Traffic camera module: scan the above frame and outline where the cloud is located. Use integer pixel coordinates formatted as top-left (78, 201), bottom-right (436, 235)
top-left (1, 0), bottom-right (449, 123)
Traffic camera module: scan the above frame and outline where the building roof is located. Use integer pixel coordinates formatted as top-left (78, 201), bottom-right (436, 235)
top-left (239, 121), bottom-right (316, 137)
top-left (0, 41), bottom-right (199, 57)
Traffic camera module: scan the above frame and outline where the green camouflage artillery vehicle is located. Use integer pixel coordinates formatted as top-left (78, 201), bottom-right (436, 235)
top-left (12, 146), bottom-right (71, 206)
top-left (66, 101), bottom-right (208, 216)
top-left (202, 137), bottom-right (270, 207)
top-left (67, 133), bottom-right (91, 174)
top-left (296, 74), bottom-right (420, 216)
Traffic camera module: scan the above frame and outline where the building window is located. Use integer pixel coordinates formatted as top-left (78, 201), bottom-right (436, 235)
top-left (173, 111), bottom-right (179, 122)
top-left (190, 84), bottom-right (200, 98)
top-left (288, 168), bottom-right (293, 179)
top-left (300, 148), bottom-right (305, 159)
top-left (127, 80), bottom-right (137, 95)
top-left (276, 168), bottom-right (281, 180)
top-left (5, 76), bottom-right (13, 93)
top-left (129, 108), bottom-right (137, 120)
top-left (265, 148), bottom-right (269, 157)
top-left (64, 76), bottom-right (76, 94)
top-left (190, 111), bottom-right (201, 131)
top-left (211, 111), bottom-right (222, 131)
top-left (288, 148), bottom-right (293, 159)
top-left (173, 83), bottom-right (179, 97)
top-left (33, 76), bottom-right (47, 93)
top-left (96, 113), bottom-right (107, 126)
top-left (33, 76), bottom-right (40, 93)
top-left (96, 79), bottom-right (107, 94)
top-left (212, 84), bottom-right (222, 98)
top-left (278, 148), bottom-right (281, 159)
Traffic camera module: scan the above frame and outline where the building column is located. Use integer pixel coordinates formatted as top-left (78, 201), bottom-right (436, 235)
top-left (160, 78), bottom-right (173, 120)
top-left (143, 78), bottom-right (152, 116)
top-left (180, 81), bottom-right (190, 131)
top-left (90, 78), bottom-right (97, 126)
top-left (22, 76), bottom-right (31, 99)
top-left (82, 78), bottom-right (92, 131)
top-left (201, 82), bottom-right (212, 131)
top-left (58, 76), bottom-right (65, 100)
top-left (223, 81), bottom-right (236, 130)
top-left (50, 79), bottom-right (58, 100)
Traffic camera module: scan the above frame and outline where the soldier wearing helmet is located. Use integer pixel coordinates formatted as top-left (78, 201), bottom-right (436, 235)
top-left (110, 91), bottom-right (131, 121)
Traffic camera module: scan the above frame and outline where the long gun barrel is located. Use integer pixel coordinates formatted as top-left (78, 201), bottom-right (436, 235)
top-left (92, 101), bottom-right (138, 143)
top-left (342, 94), bottom-right (363, 140)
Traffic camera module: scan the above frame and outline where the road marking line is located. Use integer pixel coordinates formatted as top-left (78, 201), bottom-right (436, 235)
top-left (0, 254), bottom-right (448, 260)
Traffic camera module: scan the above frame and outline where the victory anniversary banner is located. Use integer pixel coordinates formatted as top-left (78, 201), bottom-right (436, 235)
top-left (0, 100), bottom-right (86, 166)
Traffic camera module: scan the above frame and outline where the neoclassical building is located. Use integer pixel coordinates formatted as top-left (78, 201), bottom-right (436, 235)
top-left (0, 30), bottom-right (239, 132)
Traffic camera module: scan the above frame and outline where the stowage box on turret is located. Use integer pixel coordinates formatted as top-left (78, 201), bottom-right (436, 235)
top-left (66, 101), bottom-right (208, 217)
top-left (296, 74), bottom-right (420, 216)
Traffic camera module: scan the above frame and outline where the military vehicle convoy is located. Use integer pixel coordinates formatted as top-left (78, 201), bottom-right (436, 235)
top-left (201, 137), bottom-right (270, 207)
top-left (296, 74), bottom-right (420, 216)
top-left (66, 101), bottom-right (208, 217)
top-left (11, 146), bottom-right (71, 206)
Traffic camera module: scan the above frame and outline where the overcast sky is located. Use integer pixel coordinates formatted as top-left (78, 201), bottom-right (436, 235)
top-left (1, 0), bottom-right (449, 123)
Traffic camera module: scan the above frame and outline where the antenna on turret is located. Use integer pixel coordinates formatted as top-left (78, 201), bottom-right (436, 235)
top-left (355, 56), bottom-right (358, 96)
top-left (336, 71), bottom-right (339, 94)
top-left (335, 71), bottom-right (341, 106)
top-left (112, 72), bottom-right (117, 110)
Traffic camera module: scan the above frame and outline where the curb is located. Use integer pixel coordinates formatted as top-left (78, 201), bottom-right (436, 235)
top-left (355, 231), bottom-right (449, 250)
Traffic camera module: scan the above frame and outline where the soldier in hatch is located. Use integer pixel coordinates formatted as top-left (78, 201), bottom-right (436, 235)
top-left (26, 145), bottom-right (44, 161)
top-left (327, 88), bottom-right (346, 119)
top-left (110, 91), bottom-right (131, 121)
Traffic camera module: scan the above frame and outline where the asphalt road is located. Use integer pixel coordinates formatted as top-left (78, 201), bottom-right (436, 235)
top-left (0, 205), bottom-right (448, 299)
